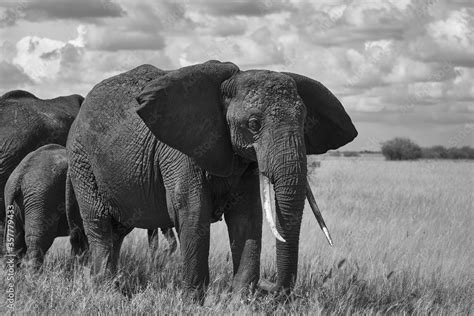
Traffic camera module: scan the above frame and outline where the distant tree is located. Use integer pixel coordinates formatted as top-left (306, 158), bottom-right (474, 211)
top-left (461, 146), bottom-right (474, 159)
top-left (360, 150), bottom-right (382, 154)
top-left (446, 147), bottom-right (470, 159)
top-left (381, 138), bottom-right (422, 160)
top-left (328, 150), bottom-right (341, 157)
top-left (342, 151), bottom-right (360, 157)
top-left (422, 145), bottom-right (448, 159)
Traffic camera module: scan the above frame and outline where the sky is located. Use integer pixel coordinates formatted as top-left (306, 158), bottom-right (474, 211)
top-left (0, 0), bottom-right (473, 150)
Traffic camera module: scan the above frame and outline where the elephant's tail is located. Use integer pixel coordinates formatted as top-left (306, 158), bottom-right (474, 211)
top-left (65, 170), bottom-right (88, 257)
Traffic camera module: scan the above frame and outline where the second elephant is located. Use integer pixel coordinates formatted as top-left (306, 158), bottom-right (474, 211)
top-left (4, 144), bottom-right (88, 268)
top-left (0, 90), bottom-right (83, 253)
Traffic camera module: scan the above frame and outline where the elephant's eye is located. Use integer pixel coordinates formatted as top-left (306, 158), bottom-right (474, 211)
top-left (248, 117), bottom-right (261, 133)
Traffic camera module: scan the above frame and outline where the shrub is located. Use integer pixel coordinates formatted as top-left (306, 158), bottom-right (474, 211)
top-left (342, 151), bottom-right (360, 157)
top-left (381, 138), bottom-right (422, 160)
top-left (422, 145), bottom-right (448, 159)
top-left (446, 147), bottom-right (470, 159)
top-left (328, 150), bottom-right (341, 157)
top-left (461, 146), bottom-right (474, 159)
top-left (308, 161), bottom-right (321, 169)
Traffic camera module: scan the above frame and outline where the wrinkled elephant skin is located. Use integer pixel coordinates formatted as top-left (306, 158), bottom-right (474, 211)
top-left (67, 60), bottom-right (357, 298)
top-left (3, 144), bottom-right (87, 268)
top-left (0, 90), bottom-right (83, 253)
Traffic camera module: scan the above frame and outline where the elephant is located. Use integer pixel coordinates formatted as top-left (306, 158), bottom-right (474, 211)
top-left (3, 144), bottom-right (88, 268)
top-left (0, 90), bottom-right (83, 253)
top-left (148, 227), bottom-right (178, 256)
top-left (66, 60), bottom-right (357, 298)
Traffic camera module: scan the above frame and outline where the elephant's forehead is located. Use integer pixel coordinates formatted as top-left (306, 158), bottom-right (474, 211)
top-left (236, 71), bottom-right (299, 110)
top-left (235, 70), bottom-right (295, 90)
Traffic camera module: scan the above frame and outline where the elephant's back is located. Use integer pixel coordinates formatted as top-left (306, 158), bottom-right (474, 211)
top-left (84, 64), bottom-right (166, 113)
top-left (0, 101), bottom-right (43, 128)
top-left (0, 100), bottom-right (69, 168)
top-left (0, 103), bottom-right (48, 178)
top-left (14, 144), bottom-right (68, 189)
top-left (0, 93), bottom-right (76, 131)
top-left (0, 90), bottom-right (38, 101)
top-left (70, 64), bottom-right (167, 153)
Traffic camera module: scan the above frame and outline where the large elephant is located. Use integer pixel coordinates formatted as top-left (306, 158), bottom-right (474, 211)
top-left (0, 90), bottom-right (83, 252)
top-left (67, 60), bottom-right (357, 296)
top-left (4, 144), bottom-right (88, 268)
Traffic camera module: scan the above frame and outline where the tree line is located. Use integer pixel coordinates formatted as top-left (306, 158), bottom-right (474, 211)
top-left (381, 138), bottom-right (474, 160)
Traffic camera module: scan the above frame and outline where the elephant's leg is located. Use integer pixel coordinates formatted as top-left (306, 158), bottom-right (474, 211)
top-left (110, 219), bottom-right (132, 271)
top-left (84, 216), bottom-right (115, 277)
top-left (162, 227), bottom-right (177, 254)
top-left (24, 233), bottom-right (55, 270)
top-left (69, 153), bottom-right (121, 277)
top-left (147, 228), bottom-right (159, 261)
top-left (85, 213), bottom-right (132, 278)
top-left (148, 227), bottom-right (176, 263)
top-left (66, 171), bottom-right (88, 260)
top-left (70, 227), bottom-right (88, 260)
top-left (148, 228), bottom-right (164, 265)
top-left (24, 204), bottom-right (60, 270)
top-left (224, 167), bottom-right (262, 292)
top-left (174, 185), bottom-right (212, 302)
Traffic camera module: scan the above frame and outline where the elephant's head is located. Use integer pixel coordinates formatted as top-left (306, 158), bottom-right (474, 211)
top-left (135, 60), bottom-right (357, 291)
top-left (66, 94), bottom-right (84, 110)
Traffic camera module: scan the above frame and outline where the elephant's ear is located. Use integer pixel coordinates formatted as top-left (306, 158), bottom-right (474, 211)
top-left (136, 60), bottom-right (240, 176)
top-left (283, 72), bottom-right (358, 154)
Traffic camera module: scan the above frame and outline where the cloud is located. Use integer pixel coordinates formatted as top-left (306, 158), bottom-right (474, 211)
top-left (290, 1), bottom-right (407, 46)
top-left (191, 15), bottom-right (248, 37)
top-left (177, 26), bottom-right (287, 68)
top-left (0, 61), bottom-right (33, 89)
top-left (1, 0), bottom-right (473, 148)
top-left (1, 24), bottom-right (174, 98)
top-left (409, 8), bottom-right (474, 67)
top-left (70, 1), bottom-right (186, 51)
top-left (189, 0), bottom-right (294, 17)
top-left (0, 0), bottom-right (125, 26)
top-left (0, 40), bottom-right (16, 61)
top-left (83, 25), bottom-right (165, 51)
top-left (12, 34), bottom-right (83, 82)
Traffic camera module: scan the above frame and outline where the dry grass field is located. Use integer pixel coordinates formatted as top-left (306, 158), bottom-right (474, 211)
top-left (1, 156), bottom-right (473, 314)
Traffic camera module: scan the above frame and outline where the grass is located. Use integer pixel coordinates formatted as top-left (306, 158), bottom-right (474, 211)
top-left (1, 157), bottom-right (473, 314)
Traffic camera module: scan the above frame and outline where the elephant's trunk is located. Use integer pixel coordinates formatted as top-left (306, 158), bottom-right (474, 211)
top-left (258, 130), bottom-right (307, 290)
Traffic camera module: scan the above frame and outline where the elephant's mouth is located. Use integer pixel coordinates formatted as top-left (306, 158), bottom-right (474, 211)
top-left (258, 173), bottom-right (333, 246)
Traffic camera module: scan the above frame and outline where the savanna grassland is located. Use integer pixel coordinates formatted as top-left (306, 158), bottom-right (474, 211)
top-left (1, 156), bottom-right (473, 314)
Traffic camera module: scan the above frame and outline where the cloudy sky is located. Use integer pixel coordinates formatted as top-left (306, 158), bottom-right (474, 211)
top-left (1, 0), bottom-right (473, 150)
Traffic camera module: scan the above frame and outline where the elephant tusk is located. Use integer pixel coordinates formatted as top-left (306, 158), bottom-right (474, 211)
top-left (171, 227), bottom-right (180, 249)
top-left (259, 174), bottom-right (286, 243)
top-left (306, 179), bottom-right (334, 246)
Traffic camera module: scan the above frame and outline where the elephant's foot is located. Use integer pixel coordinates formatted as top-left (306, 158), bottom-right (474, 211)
top-left (257, 279), bottom-right (293, 298)
top-left (231, 277), bottom-right (258, 294)
top-left (257, 278), bottom-right (278, 293)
